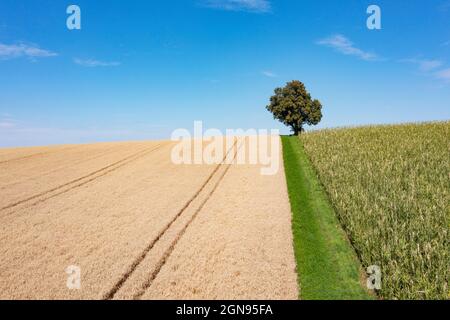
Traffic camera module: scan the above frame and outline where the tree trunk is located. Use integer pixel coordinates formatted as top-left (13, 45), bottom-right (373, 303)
top-left (292, 126), bottom-right (303, 136)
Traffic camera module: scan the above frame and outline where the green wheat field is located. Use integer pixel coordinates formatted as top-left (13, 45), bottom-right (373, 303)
top-left (300, 121), bottom-right (449, 299)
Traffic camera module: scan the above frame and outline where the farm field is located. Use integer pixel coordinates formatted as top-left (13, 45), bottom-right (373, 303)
top-left (300, 121), bottom-right (449, 299)
top-left (0, 137), bottom-right (298, 299)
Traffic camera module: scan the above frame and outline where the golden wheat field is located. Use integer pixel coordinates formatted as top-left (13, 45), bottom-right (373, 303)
top-left (301, 121), bottom-right (450, 300)
top-left (0, 138), bottom-right (298, 300)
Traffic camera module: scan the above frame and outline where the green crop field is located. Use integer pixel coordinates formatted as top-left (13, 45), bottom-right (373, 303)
top-left (300, 122), bottom-right (449, 299)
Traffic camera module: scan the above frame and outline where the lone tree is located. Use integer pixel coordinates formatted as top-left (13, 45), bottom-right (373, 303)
top-left (266, 80), bottom-right (322, 135)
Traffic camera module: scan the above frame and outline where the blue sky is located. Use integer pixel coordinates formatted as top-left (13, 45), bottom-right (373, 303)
top-left (0, 0), bottom-right (449, 147)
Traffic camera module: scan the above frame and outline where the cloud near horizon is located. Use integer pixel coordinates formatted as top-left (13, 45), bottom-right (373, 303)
top-left (202, 0), bottom-right (271, 13)
top-left (317, 34), bottom-right (378, 61)
top-left (74, 58), bottom-right (121, 67)
top-left (0, 115), bottom-right (17, 129)
top-left (0, 43), bottom-right (57, 60)
top-left (0, 121), bottom-right (16, 128)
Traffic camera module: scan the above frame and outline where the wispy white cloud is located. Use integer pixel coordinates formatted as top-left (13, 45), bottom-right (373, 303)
top-left (402, 58), bottom-right (444, 72)
top-left (261, 70), bottom-right (277, 78)
top-left (0, 115), bottom-right (17, 129)
top-left (0, 43), bottom-right (57, 60)
top-left (74, 58), bottom-right (121, 67)
top-left (317, 34), bottom-right (378, 61)
top-left (0, 120), bottom-right (170, 147)
top-left (202, 0), bottom-right (271, 13)
top-left (434, 68), bottom-right (450, 80)
top-left (402, 57), bottom-right (450, 83)
top-left (0, 121), bottom-right (16, 129)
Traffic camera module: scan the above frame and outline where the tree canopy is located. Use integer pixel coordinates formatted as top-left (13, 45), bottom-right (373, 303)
top-left (266, 80), bottom-right (323, 135)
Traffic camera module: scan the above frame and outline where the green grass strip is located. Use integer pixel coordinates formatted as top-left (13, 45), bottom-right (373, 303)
top-left (281, 136), bottom-right (372, 300)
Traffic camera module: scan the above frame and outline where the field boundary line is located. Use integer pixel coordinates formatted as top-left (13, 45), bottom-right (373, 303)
top-left (0, 143), bottom-right (168, 215)
top-left (103, 137), bottom-right (242, 300)
top-left (0, 145), bottom-right (81, 165)
top-left (0, 152), bottom-right (52, 165)
top-left (0, 144), bottom-right (132, 191)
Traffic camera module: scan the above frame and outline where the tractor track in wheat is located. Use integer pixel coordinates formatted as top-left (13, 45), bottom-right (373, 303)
top-left (0, 143), bottom-right (167, 215)
top-left (103, 138), bottom-right (242, 299)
